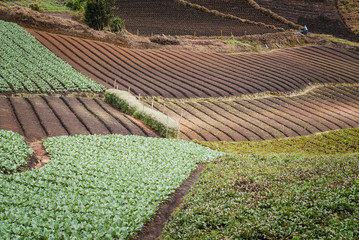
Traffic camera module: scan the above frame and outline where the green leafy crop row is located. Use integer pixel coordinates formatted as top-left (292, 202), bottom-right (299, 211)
top-left (161, 154), bottom-right (359, 239)
top-left (105, 89), bottom-right (179, 138)
top-left (0, 20), bottom-right (105, 93)
top-left (0, 134), bottom-right (223, 239)
top-left (197, 127), bottom-right (359, 155)
top-left (0, 130), bottom-right (32, 174)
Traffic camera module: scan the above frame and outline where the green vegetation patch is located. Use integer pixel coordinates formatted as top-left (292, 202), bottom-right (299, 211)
top-left (0, 134), bottom-right (223, 239)
top-left (0, 20), bottom-right (105, 93)
top-left (105, 89), bottom-right (179, 138)
top-left (162, 154), bottom-right (359, 239)
top-left (197, 128), bottom-right (359, 155)
top-left (0, 0), bottom-right (70, 12)
top-left (0, 130), bottom-right (32, 173)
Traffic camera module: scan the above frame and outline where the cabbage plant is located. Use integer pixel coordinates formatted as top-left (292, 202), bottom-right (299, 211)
top-left (0, 20), bottom-right (105, 93)
top-left (0, 134), bottom-right (224, 239)
top-left (0, 130), bottom-right (32, 173)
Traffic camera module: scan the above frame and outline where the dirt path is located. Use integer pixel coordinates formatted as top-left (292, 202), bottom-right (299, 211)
top-left (132, 163), bottom-right (207, 240)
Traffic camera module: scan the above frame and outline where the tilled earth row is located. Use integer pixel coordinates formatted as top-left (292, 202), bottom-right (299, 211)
top-left (147, 85), bottom-right (359, 142)
top-left (0, 96), bottom-right (158, 142)
top-left (28, 29), bottom-right (359, 99)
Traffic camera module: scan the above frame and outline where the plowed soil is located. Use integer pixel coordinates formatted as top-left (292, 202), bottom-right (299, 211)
top-left (187, 0), bottom-right (290, 29)
top-left (112, 0), bottom-right (279, 36)
top-left (255, 0), bottom-right (359, 41)
top-left (28, 29), bottom-right (359, 99)
top-left (147, 85), bottom-right (359, 142)
top-left (0, 96), bottom-right (158, 142)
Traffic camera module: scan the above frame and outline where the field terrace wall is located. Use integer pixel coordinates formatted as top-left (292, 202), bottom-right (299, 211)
top-left (255, 0), bottom-right (359, 42)
top-left (185, 0), bottom-right (293, 30)
top-left (0, 96), bottom-right (158, 142)
top-left (147, 85), bottom-right (359, 142)
top-left (28, 29), bottom-right (359, 99)
top-left (112, 0), bottom-right (280, 36)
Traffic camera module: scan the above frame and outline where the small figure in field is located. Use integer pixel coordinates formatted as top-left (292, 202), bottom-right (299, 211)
top-left (299, 25), bottom-right (308, 35)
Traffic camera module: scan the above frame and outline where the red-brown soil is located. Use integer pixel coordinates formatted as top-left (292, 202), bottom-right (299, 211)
top-left (187, 0), bottom-right (291, 29)
top-left (255, 0), bottom-right (359, 42)
top-left (28, 29), bottom-right (359, 99)
top-left (113, 0), bottom-right (279, 36)
top-left (148, 85), bottom-right (359, 142)
top-left (0, 96), bottom-right (158, 142)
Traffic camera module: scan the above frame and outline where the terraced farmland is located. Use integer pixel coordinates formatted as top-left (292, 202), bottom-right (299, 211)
top-left (255, 0), bottom-right (359, 41)
top-left (29, 29), bottom-right (359, 99)
top-left (112, 0), bottom-right (280, 36)
top-left (187, 0), bottom-right (291, 29)
top-left (0, 96), bottom-right (157, 141)
top-left (146, 85), bottom-right (359, 142)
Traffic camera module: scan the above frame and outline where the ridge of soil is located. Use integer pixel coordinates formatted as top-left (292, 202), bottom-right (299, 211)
top-left (132, 163), bottom-right (207, 240)
top-left (0, 5), bottom-right (131, 47)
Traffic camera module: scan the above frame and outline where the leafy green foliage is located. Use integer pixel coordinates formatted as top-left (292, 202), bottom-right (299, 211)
top-left (66, 0), bottom-right (86, 11)
top-left (28, 2), bottom-right (44, 12)
top-left (0, 20), bottom-right (105, 93)
top-left (105, 89), bottom-right (179, 138)
top-left (197, 128), bottom-right (359, 155)
top-left (0, 130), bottom-right (32, 174)
top-left (162, 154), bottom-right (359, 239)
top-left (110, 17), bottom-right (125, 33)
top-left (84, 0), bottom-right (115, 30)
top-left (0, 134), bottom-right (223, 239)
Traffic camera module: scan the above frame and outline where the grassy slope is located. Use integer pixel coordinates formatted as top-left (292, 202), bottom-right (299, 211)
top-left (161, 128), bottom-right (359, 239)
top-left (197, 128), bottom-right (359, 155)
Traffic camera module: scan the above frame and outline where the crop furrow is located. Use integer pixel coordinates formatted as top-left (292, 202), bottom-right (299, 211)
top-left (67, 36), bottom-right (175, 98)
top-left (9, 97), bottom-right (47, 141)
top-left (0, 98), bottom-right (24, 135)
top-left (200, 101), bottom-right (264, 141)
top-left (152, 50), bottom-right (250, 95)
top-left (259, 98), bottom-right (323, 133)
top-left (27, 97), bottom-right (68, 137)
top-left (249, 99), bottom-right (311, 136)
top-left (31, 30), bottom-right (113, 89)
top-left (142, 51), bottom-right (231, 97)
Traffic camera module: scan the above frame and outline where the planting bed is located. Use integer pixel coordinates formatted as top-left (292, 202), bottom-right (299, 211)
top-left (0, 134), bottom-right (223, 239)
top-left (0, 20), bottom-right (104, 94)
top-left (112, 0), bottom-right (279, 36)
top-left (29, 29), bottom-right (359, 99)
top-left (255, 0), bottom-right (359, 41)
top-left (147, 85), bottom-right (359, 142)
top-left (0, 96), bottom-right (157, 141)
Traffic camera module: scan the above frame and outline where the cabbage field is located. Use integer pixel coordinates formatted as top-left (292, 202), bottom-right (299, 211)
top-left (0, 20), bottom-right (105, 93)
top-left (0, 134), bottom-right (224, 239)
top-left (0, 130), bottom-right (32, 173)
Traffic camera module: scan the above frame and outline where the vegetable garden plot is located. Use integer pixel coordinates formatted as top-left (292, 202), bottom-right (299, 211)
top-left (28, 29), bottom-right (359, 99)
top-left (147, 85), bottom-right (359, 142)
top-left (112, 0), bottom-right (279, 36)
top-left (0, 134), bottom-right (224, 239)
top-left (0, 130), bottom-right (32, 173)
top-left (0, 20), bottom-right (105, 94)
top-left (0, 96), bottom-right (157, 141)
